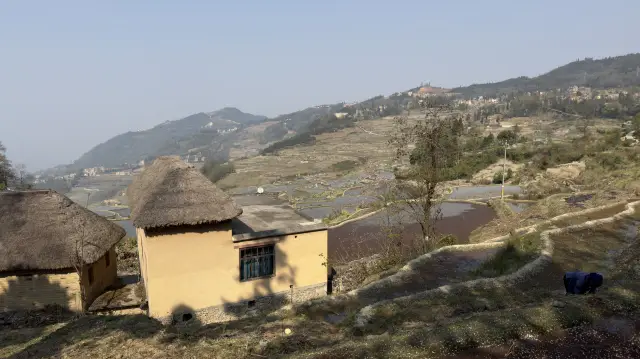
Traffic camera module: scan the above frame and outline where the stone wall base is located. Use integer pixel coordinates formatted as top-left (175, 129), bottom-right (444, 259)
top-left (158, 282), bottom-right (326, 325)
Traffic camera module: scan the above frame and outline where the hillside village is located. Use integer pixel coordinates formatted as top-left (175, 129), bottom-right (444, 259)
top-left (2, 53), bottom-right (640, 359)
top-left (32, 79), bottom-right (640, 184)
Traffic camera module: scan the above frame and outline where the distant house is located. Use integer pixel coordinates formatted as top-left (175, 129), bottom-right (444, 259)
top-left (0, 190), bottom-right (126, 312)
top-left (128, 157), bottom-right (328, 324)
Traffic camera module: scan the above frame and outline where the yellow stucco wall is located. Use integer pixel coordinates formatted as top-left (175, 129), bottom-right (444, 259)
top-left (0, 271), bottom-right (82, 311)
top-left (137, 227), bottom-right (150, 301)
top-left (80, 247), bottom-right (118, 310)
top-left (0, 247), bottom-right (118, 312)
top-left (139, 222), bottom-right (328, 318)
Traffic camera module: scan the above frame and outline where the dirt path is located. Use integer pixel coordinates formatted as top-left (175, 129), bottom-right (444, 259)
top-left (354, 247), bottom-right (501, 304)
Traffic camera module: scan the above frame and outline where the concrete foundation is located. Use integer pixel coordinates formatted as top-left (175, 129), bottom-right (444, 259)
top-left (160, 282), bottom-right (326, 325)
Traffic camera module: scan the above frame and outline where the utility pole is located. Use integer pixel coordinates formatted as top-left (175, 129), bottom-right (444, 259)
top-left (501, 143), bottom-right (507, 201)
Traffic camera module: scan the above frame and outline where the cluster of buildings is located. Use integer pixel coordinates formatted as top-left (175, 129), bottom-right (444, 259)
top-left (179, 153), bottom-right (207, 164)
top-left (407, 86), bottom-right (456, 99)
top-left (202, 122), bottom-right (239, 135)
top-left (33, 172), bottom-right (77, 184)
top-left (456, 97), bottom-right (501, 108)
top-left (0, 156), bottom-right (329, 324)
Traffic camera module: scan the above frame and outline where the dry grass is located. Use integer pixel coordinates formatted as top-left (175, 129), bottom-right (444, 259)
top-left (4, 177), bottom-right (640, 358)
top-left (3, 206), bottom-right (640, 359)
top-left (351, 209), bottom-right (640, 357)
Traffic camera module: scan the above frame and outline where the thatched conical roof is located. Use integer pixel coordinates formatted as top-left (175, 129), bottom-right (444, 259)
top-left (0, 190), bottom-right (126, 272)
top-left (127, 156), bottom-right (242, 230)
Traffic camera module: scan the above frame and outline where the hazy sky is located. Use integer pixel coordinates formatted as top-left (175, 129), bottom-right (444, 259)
top-left (1, 1), bottom-right (638, 170)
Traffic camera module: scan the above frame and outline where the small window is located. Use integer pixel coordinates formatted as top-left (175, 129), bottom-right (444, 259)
top-left (105, 252), bottom-right (111, 267)
top-left (88, 267), bottom-right (94, 285)
top-left (240, 244), bottom-right (275, 281)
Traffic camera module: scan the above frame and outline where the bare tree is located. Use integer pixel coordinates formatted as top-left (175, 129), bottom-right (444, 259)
top-left (388, 99), bottom-right (463, 252)
top-left (73, 225), bottom-right (88, 313)
top-left (13, 163), bottom-right (28, 189)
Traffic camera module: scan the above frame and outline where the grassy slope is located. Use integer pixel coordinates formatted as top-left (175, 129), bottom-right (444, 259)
top-left (3, 199), bottom-right (639, 359)
top-left (345, 202), bottom-right (640, 357)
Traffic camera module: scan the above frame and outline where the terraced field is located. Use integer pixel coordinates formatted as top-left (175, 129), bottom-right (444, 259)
top-left (2, 199), bottom-right (639, 359)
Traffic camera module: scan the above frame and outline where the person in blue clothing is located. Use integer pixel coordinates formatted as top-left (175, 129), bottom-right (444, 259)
top-left (563, 271), bottom-right (604, 295)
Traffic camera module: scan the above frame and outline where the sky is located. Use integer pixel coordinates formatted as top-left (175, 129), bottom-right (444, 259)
top-left (0, 1), bottom-right (638, 171)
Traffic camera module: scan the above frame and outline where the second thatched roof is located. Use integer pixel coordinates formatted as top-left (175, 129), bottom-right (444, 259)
top-left (0, 190), bottom-right (126, 272)
top-left (127, 156), bottom-right (242, 230)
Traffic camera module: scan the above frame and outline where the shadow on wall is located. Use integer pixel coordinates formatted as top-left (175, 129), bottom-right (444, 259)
top-left (162, 243), bottom-right (299, 326)
top-left (0, 275), bottom-right (75, 354)
top-left (222, 242), bottom-right (298, 320)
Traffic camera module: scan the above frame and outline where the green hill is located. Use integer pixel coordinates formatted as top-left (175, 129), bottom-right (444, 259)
top-left (72, 108), bottom-right (266, 168)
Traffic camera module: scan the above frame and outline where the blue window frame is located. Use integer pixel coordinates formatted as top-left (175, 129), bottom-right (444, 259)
top-left (240, 244), bottom-right (275, 281)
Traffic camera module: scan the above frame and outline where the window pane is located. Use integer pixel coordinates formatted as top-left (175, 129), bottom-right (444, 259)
top-left (268, 256), bottom-right (273, 275)
top-left (239, 245), bottom-right (276, 280)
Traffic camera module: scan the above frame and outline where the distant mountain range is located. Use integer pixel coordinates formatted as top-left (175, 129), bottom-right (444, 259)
top-left (68, 53), bottom-right (640, 170)
top-left (452, 53), bottom-right (640, 98)
top-left (72, 108), bottom-right (267, 169)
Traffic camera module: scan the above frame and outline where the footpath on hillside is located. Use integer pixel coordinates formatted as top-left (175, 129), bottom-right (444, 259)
top-left (353, 248), bottom-right (501, 304)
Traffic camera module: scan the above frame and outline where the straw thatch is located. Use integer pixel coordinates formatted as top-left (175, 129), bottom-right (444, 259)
top-left (0, 190), bottom-right (126, 272)
top-left (127, 156), bottom-right (242, 230)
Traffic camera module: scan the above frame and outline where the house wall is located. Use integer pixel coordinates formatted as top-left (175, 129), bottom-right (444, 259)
top-left (79, 246), bottom-right (118, 310)
top-left (137, 227), bottom-right (150, 302)
top-left (0, 271), bottom-right (82, 312)
top-left (140, 222), bottom-right (328, 323)
top-left (0, 247), bottom-right (118, 313)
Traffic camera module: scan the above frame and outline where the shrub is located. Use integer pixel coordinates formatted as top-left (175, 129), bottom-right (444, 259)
top-left (593, 152), bottom-right (626, 170)
top-left (492, 168), bottom-right (513, 184)
top-left (474, 233), bottom-right (540, 277)
top-left (437, 234), bottom-right (458, 247)
top-left (201, 160), bottom-right (235, 183)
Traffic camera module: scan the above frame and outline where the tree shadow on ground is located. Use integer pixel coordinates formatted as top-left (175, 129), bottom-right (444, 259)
top-left (9, 313), bottom-right (164, 359)
top-left (0, 275), bottom-right (77, 357)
